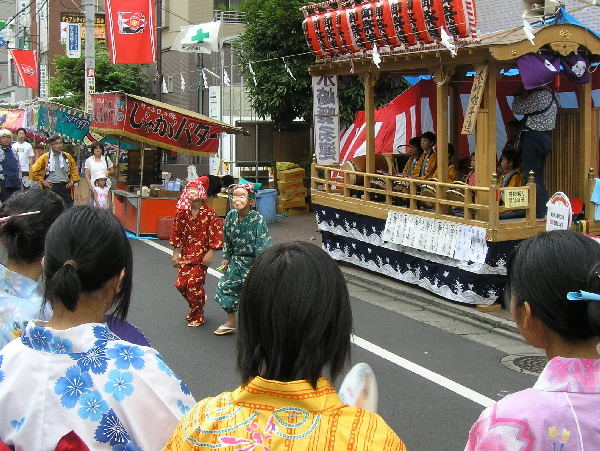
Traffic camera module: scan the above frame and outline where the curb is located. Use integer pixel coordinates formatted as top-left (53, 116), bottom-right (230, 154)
top-left (340, 264), bottom-right (519, 335)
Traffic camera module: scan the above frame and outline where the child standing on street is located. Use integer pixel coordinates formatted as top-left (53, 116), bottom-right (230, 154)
top-left (214, 180), bottom-right (271, 335)
top-left (170, 177), bottom-right (223, 327)
top-left (92, 173), bottom-right (111, 209)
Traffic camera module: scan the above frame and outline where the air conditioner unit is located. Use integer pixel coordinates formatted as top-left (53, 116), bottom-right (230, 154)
top-left (521, 0), bottom-right (561, 18)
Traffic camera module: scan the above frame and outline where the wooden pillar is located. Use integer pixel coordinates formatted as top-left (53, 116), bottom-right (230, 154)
top-left (435, 73), bottom-right (449, 184)
top-left (475, 63), bottom-right (496, 221)
top-left (361, 71), bottom-right (379, 200)
top-left (476, 62), bottom-right (496, 187)
top-left (579, 82), bottom-right (594, 220)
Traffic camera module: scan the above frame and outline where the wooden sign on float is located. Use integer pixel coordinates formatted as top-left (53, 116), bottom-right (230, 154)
top-left (461, 65), bottom-right (488, 135)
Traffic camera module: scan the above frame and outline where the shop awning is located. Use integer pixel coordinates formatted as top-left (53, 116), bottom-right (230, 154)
top-left (91, 92), bottom-right (246, 157)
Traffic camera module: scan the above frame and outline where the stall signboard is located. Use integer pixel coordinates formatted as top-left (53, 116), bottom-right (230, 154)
top-left (37, 104), bottom-right (91, 142)
top-left (313, 75), bottom-right (339, 165)
top-left (91, 92), bottom-right (223, 156)
top-left (504, 187), bottom-right (528, 209)
top-left (546, 192), bottom-right (572, 231)
top-left (60, 12), bottom-right (106, 39)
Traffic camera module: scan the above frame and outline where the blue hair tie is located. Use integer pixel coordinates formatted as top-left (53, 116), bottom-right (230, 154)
top-left (566, 291), bottom-right (600, 302)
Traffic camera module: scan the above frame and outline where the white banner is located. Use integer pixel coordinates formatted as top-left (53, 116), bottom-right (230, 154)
top-left (39, 64), bottom-right (48, 99)
top-left (313, 75), bottom-right (339, 165)
top-left (66, 23), bottom-right (81, 58)
top-left (383, 212), bottom-right (488, 263)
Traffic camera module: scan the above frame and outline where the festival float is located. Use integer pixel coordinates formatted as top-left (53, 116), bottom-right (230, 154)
top-left (90, 92), bottom-right (245, 235)
top-left (303, 0), bottom-right (600, 306)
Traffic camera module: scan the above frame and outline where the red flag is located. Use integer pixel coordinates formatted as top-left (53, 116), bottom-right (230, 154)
top-left (104, 0), bottom-right (156, 64)
top-left (9, 50), bottom-right (38, 89)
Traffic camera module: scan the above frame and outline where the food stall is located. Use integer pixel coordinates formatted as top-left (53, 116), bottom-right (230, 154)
top-left (303, 1), bottom-right (600, 306)
top-left (91, 91), bottom-right (245, 235)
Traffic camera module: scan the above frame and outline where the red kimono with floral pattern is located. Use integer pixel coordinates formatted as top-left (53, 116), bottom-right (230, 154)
top-left (169, 204), bottom-right (223, 324)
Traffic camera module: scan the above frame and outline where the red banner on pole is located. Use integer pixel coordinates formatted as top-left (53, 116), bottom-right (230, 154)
top-left (104, 0), bottom-right (156, 64)
top-left (9, 50), bottom-right (38, 89)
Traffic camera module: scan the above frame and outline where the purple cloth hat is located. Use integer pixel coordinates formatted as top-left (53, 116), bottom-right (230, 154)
top-left (561, 52), bottom-right (590, 84)
top-left (517, 53), bottom-right (560, 90)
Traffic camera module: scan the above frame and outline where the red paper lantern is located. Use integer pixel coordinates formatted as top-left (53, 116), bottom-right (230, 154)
top-left (358, 3), bottom-right (381, 48)
top-left (442, 0), bottom-right (473, 38)
top-left (421, 0), bottom-right (445, 41)
top-left (389, 0), bottom-right (417, 45)
top-left (375, 1), bottom-right (404, 48)
top-left (338, 9), bottom-right (362, 53)
top-left (303, 16), bottom-right (327, 58)
top-left (407, 0), bottom-right (434, 44)
top-left (347, 7), bottom-right (371, 50)
top-left (323, 12), bottom-right (343, 55)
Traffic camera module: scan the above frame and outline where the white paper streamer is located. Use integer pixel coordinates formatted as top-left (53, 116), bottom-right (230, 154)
top-left (440, 28), bottom-right (457, 57)
top-left (372, 44), bottom-right (381, 68)
top-left (202, 69), bottom-right (208, 89)
top-left (248, 63), bottom-right (257, 86)
top-left (162, 77), bottom-right (168, 94)
top-left (282, 57), bottom-right (296, 81)
top-left (180, 73), bottom-right (186, 91)
top-left (223, 69), bottom-right (231, 87)
top-left (522, 19), bottom-right (535, 45)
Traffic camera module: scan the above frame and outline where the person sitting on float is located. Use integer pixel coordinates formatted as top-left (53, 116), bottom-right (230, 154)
top-left (416, 131), bottom-right (437, 180)
top-left (465, 155), bottom-right (476, 186)
top-left (466, 230), bottom-right (600, 449)
top-left (166, 242), bottom-right (406, 450)
top-left (499, 151), bottom-right (523, 189)
top-left (498, 151), bottom-right (525, 220)
top-left (402, 136), bottom-right (423, 177)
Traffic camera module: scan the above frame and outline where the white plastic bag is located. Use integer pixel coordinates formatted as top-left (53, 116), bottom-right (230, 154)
top-left (187, 165), bottom-right (199, 182)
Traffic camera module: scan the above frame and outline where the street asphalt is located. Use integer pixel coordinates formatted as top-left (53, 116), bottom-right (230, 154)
top-left (127, 238), bottom-right (540, 450)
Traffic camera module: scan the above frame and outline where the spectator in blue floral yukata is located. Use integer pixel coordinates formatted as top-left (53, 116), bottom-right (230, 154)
top-left (0, 189), bottom-right (64, 349)
top-left (0, 206), bottom-right (195, 449)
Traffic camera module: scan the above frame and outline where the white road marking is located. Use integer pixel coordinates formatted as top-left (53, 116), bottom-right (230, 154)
top-left (140, 239), bottom-right (495, 408)
top-left (140, 240), bottom-right (223, 279)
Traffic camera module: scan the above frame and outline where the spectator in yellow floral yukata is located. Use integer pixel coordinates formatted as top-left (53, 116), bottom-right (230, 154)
top-left (213, 180), bottom-right (271, 335)
top-left (166, 242), bottom-right (406, 450)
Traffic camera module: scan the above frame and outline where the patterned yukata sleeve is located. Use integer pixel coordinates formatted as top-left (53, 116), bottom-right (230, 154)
top-left (208, 210), bottom-right (224, 250)
top-left (464, 405), bottom-right (494, 451)
top-left (253, 213), bottom-right (272, 257)
top-left (169, 210), bottom-right (186, 248)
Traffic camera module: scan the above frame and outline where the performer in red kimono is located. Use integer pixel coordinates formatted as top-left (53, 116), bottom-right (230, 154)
top-left (170, 177), bottom-right (223, 326)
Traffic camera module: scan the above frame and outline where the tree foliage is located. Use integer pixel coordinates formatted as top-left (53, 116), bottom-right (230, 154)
top-left (236, 0), bottom-right (408, 129)
top-left (49, 41), bottom-right (151, 110)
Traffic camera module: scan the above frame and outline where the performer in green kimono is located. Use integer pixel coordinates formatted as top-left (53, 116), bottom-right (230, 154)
top-left (214, 180), bottom-right (272, 335)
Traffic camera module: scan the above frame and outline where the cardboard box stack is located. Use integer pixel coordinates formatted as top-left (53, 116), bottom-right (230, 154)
top-left (276, 167), bottom-right (309, 216)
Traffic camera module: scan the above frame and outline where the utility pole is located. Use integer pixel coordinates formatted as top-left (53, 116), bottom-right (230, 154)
top-left (84, 0), bottom-right (95, 113)
top-left (156, 0), bottom-right (162, 101)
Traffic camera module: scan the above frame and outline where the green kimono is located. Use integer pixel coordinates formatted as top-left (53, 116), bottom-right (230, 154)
top-left (215, 209), bottom-right (272, 312)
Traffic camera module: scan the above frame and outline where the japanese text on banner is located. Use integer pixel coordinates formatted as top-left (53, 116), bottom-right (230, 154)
top-left (313, 75), bottom-right (339, 165)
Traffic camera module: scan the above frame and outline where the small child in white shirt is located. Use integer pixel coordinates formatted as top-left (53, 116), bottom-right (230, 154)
top-left (93, 174), bottom-right (111, 209)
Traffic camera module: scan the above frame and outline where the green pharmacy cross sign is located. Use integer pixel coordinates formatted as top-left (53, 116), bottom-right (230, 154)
top-left (191, 28), bottom-right (210, 43)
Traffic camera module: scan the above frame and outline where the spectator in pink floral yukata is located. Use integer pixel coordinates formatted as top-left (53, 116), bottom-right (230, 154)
top-left (466, 230), bottom-right (600, 450)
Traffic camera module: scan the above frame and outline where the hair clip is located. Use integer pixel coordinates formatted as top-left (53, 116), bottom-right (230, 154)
top-left (0, 211), bottom-right (41, 223)
top-left (567, 291), bottom-right (600, 302)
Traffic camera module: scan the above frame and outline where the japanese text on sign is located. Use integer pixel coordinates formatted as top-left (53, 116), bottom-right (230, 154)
top-left (504, 188), bottom-right (528, 209)
top-left (461, 65), bottom-right (488, 135)
top-left (313, 75), bottom-right (339, 165)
